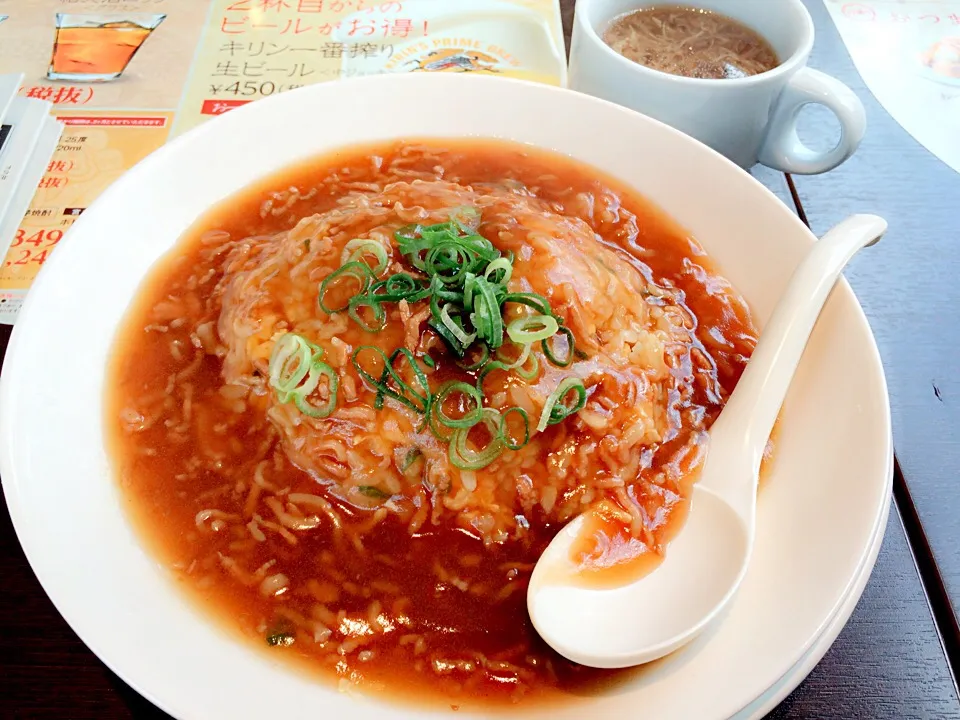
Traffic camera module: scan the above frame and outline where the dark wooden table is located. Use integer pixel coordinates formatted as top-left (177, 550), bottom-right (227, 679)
top-left (2, 0), bottom-right (959, 717)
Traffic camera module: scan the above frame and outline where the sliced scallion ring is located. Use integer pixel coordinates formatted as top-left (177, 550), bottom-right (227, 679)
top-left (340, 238), bottom-right (389, 276)
top-left (318, 261), bottom-right (375, 315)
top-left (472, 277), bottom-right (503, 348)
top-left (504, 292), bottom-right (552, 317)
top-left (369, 273), bottom-right (430, 303)
top-left (347, 295), bottom-right (387, 333)
top-left (293, 361), bottom-right (339, 418)
top-left (433, 381), bottom-right (483, 429)
top-left (352, 346), bottom-right (420, 413)
top-left (462, 272), bottom-right (478, 310)
top-left (439, 304), bottom-right (476, 346)
top-left (428, 318), bottom-right (466, 358)
top-left (506, 314), bottom-right (559, 344)
top-left (268, 333), bottom-right (313, 402)
top-left (499, 407), bottom-right (530, 451)
top-left (384, 348), bottom-right (431, 413)
top-left (483, 257), bottom-right (512, 285)
top-left (268, 333), bottom-right (338, 418)
top-left (511, 347), bottom-right (540, 381)
top-left (426, 242), bottom-right (475, 285)
top-left (537, 377), bottom-right (587, 432)
top-left (542, 325), bottom-right (576, 368)
top-left (449, 408), bottom-right (503, 470)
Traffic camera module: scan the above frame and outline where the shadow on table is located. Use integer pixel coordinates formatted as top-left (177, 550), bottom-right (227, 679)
top-left (106, 669), bottom-right (172, 719)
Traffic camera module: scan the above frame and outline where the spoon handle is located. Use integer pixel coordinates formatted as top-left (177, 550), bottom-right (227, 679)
top-left (712, 214), bottom-right (887, 472)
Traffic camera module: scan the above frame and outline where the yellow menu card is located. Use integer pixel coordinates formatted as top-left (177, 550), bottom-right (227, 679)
top-left (0, 0), bottom-right (566, 323)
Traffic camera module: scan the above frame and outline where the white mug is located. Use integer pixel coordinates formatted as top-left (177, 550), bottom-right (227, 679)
top-left (568, 0), bottom-right (867, 173)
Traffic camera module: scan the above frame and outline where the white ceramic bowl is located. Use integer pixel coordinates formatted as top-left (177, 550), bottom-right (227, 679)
top-left (0, 73), bottom-right (892, 720)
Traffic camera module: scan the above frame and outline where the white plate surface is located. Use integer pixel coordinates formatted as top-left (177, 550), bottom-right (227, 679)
top-left (0, 73), bottom-right (892, 720)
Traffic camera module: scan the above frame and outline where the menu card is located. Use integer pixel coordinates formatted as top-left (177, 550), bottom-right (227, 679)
top-left (825, 0), bottom-right (960, 174)
top-left (0, 0), bottom-right (566, 324)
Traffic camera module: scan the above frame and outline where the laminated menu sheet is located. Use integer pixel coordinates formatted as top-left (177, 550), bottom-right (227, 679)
top-left (825, 0), bottom-right (960, 174)
top-left (0, 0), bottom-right (567, 323)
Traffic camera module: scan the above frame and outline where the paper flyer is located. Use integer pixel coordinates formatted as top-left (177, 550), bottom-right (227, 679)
top-left (0, 0), bottom-right (566, 323)
top-left (825, 0), bottom-right (960, 174)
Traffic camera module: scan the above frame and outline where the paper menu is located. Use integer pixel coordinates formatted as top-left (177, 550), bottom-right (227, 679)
top-left (0, 0), bottom-right (567, 323)
top-left (824, 0), bottom-right (960, 174)
top-left (0, 115), bottom-right (63, 261)
top-left (171, 0), bottom-right (565, 135)
top-left (0, 95), bottom-right (64, 267)
top-left (0, 72), bottom-right (22, 132)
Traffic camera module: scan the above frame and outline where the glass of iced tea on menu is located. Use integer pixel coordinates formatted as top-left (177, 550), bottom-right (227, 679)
top-left (48, 13), bottom-right (166, 83)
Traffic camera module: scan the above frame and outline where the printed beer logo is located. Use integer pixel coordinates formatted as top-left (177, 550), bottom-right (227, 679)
top-left (385, 38), bottom-right (521, 74)
top-left (408, 48), bottom-right (501, 73)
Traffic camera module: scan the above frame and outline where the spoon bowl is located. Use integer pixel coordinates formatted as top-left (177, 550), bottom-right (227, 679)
top-left (528, 214), bottom-right (888, 669)
top-left (530, 487), bottom-right (749, 667)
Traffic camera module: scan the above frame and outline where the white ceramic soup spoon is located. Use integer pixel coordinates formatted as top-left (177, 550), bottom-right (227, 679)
top-left (527, 213), bottom-right (888, 669)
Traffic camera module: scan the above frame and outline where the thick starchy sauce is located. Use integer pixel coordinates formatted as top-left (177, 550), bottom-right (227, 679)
top-left (108, 140), bottom-right (760, 708)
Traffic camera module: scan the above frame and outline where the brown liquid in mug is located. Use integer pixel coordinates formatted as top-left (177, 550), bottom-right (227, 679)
top-left (604, 5), bottom-right (780, 80)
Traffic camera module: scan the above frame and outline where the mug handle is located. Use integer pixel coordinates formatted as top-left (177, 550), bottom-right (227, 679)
top-left (757, 67), bottom-right (867, 175)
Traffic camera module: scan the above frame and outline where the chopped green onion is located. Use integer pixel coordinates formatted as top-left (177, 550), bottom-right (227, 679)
top-left (314, 207), bottom-right (588, 467)
top-left (504, 292), bottom-right (553, 317)
top-left (352, 346), bottom-right (421, 413)
top-left (369, 273), bottom-right (430, 303)
top-left (484, 257), bottom-right (512, 285)
top-left (513, 348), bottom-right (540, 381)
top-left (433, 381), bottom-right (483, 429)
top-left (420, 222), bottom-right (459, 243)
top-left (340, 238), bottom-right (390, 275)
top-left (460, 234), bottom-right (500, 264)
top-left (357, 485), bottom-right (390, 499)
top-left (499, 407), bottom-right (530, 451)
top-left (439, 304), bottom-right (476, 346)
top-left (399, 448), bottom-right (422, 473)
top-left (463, 272), bottom-right (478, 309)
top-left (507, 314), bottom-right (559, 344)
top-left (396, 228), bottom-right (430, 270)
top-left (471, 277), bottom-right (504, 349)
top-left (352, 346), bottom-right (432, 415)
top-left (293, 361), bottom-right (339, 418)
top-left (428, 319), bottom-right (467, 358)
top-left (449, 408), bottom-right (503, 470)
top-left (395, 224), bottom-right (421, 242)
top-left (385, 348), bottom-right (431, 413)
top-left (494, 341), bottom-right (531, 366)
top-left (347, 295), bottom-right (386, 333)
top-left (318, 261), bottom-right (375, 314)
top-left (450, 205), bottom-right (481, 233)
top-left (478, 342), bottom-right (538, 386)
top-left (426, 242), bottom-right (474, 285)
top-left (542, 325), bottom-right (576, 368)
top-left (268, 333), bottom-right (338, 418)
top-left (537, 377), bottom-right (587, 432)
top-left (268, 333), bottom-right (314, 402)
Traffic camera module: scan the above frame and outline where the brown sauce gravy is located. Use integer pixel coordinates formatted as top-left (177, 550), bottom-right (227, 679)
top-left (107, 140), bottom-right (768, 710)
